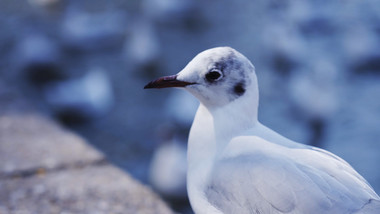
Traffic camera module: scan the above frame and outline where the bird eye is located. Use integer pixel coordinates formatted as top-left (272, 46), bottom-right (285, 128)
top-left (205, 69), bottom-right (223, 82)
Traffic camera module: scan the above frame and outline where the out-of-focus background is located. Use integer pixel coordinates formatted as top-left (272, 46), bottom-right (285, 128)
top-left (1, 0), bottom-right (380, 213)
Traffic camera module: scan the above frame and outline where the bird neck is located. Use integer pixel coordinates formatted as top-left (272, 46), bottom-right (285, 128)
top-left (211, 91), bottom-right (259, 144)
top-left (187, 89), bottom-right (259, 169)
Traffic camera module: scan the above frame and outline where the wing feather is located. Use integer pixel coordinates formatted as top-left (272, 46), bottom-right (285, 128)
top-left (204, 136), bottom-right (379, 214)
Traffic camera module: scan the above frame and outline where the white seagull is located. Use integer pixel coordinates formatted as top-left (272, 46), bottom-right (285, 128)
top-left (144, 47), bottom-right (380, 214)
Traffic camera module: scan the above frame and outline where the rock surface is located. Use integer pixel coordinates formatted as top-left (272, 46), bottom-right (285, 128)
top-left (0, 165), bottom-right (173, 214)
top-left (0, 85), bottom-right (174, 214)
top-left (0, 113), bottom-right (104, 175)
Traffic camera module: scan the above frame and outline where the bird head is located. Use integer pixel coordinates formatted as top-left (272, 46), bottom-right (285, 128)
top-left (145, 47), bottom-right (258, 109)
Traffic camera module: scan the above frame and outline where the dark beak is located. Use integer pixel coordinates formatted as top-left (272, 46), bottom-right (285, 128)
top-left (144, 74), bottom-right (195, 89)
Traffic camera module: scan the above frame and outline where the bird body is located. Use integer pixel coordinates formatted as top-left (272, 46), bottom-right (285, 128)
top-left (187, 103), bottom-right (379, 214)
top-left (145, 47), bottom-right (380, 213)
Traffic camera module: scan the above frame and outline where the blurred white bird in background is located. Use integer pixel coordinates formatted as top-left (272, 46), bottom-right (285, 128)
top-left (61, 10), bottom-right (127, 51)
top-left (145, 47), bottom-right (380, 214)
top-left (124, 18), bottom-right (161, 69)
top-left (44, 68), bottom-right (114, 122)
top-left (14, 34), bottom-right (63, 84)
top-left (149, 134), bottom-right (187, 199)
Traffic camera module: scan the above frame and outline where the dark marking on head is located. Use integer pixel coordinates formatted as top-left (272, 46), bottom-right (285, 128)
top-left (233, 82), bottom-right (246, 96)
top-left (207, 51), bottom-right (244, 83)
top-left (213, 61), bottom-right (227, 71)
top-left (211, 51), bottom-right (239, 72)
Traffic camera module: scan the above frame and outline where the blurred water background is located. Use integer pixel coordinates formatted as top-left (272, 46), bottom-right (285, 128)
top-left (1, 0), bottom-right (380, 213)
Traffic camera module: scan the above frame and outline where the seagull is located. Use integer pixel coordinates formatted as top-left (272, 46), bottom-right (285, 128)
top-left (144, 47), bottom-right (380, 214)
